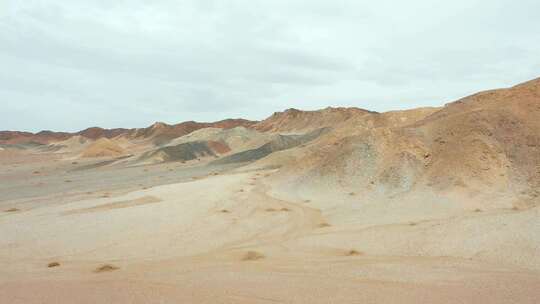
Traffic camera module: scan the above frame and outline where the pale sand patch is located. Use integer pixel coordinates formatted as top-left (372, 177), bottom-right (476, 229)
top-left (62, 196), bottom-right (162, 215)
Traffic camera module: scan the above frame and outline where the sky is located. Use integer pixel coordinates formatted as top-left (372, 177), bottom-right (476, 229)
top-left (1, 0), bottom-right (539, 132)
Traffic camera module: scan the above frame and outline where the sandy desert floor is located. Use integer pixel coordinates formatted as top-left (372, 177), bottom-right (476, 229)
top-left (1, 154), bottom-right (539, 303)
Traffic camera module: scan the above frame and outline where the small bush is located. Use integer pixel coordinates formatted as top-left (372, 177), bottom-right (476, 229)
top-left (346, 250), bottom-right (362, 256)
top-left (94, 264), bottom-right (119, 273)
top-left (47, 262), bottom-right (60, 268)
top-left (242, 251), bottom-right (265, 261)
top-left (318, 222), bottom-right (331, 228)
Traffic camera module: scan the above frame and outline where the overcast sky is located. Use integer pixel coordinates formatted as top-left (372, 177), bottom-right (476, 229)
top-left (1, 0), bottom-right (539, 132)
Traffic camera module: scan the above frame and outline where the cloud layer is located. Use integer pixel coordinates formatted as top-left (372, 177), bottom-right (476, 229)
top-left (1, 0), bottom-right (539, 131)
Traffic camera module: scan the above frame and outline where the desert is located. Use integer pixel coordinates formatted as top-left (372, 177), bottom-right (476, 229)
top-left (1, 78), bottom-right (539, 303)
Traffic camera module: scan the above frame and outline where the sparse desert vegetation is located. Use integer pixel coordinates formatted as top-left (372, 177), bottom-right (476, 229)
top-left (242, 251), bottom-right (265, 261)
top-left (47, 262), bottom-right (60, 268)
top-left (346, 249), bottom-right (363, 256)
top-left (94, 264), bottom-right (119, 273)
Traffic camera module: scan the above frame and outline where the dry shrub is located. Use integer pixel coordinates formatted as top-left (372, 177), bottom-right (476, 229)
top-left (409, 222), bottom-right (417, 226)
top-left (242, 251), bottom-right (265, 261)
top-left (47, 262), bottom-right (60, 268)
top-left (304, 199), bottom-right (311, 203)
top-left (346, 249), bottom-right (363, 256)
top-left (280, 207), bottom-right (290, 212)
top-left (474, 208), bottom-right (482, 213)
top-left (318, 222), bottom-right (331, 228)
top-left (4, 208), bottom-right (20, 212)
top-left (220, 209), bottom-right (230, 213)
top-left (94, 264), bottom-right (119, 273)
top-left (64, 180), bottom-right (73, 183)
top-left (348, 192), bottom-right (356, 196)
top-left (265, 208), bottom-right (277, 212)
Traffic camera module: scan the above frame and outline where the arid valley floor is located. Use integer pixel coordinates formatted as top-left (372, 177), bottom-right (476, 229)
top-left (1, 79), bottom-right (540, 303)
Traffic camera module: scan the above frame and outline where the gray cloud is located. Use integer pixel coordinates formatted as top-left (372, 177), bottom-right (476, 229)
top-left (1, 0), bottom-right (539, 132)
